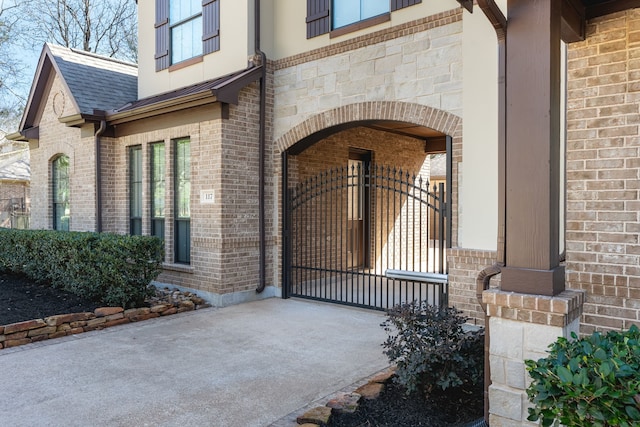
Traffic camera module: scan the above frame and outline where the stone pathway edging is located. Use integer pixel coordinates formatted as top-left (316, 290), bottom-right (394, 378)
top-left (0, 287), bottom-right (210, 351)
top-left (269, 367), bottom-right (396, 427)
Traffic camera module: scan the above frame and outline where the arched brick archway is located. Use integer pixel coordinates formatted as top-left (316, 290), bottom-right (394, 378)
top-left (274, 101), bottom-right (461, 153)
top-left (276, 101), bottom-right (461, 248)
top-left (278, 101), bottom-right (463, 308)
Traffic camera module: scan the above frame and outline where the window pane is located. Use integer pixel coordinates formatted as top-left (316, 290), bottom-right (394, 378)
top-left (362, 0), bottom-right (389, 20)
top-left (170, 0), bottom-right (200, 23)
top-left (151, 143), bottom-right (166, 220)
top-left (176, 139), bottom-right (191, 219)
top-left (333, 0), bottom-right (389, 29)
top-left (174, 138), bottom-right (191, 264)
top-left (171, 15), bottom-right (203, 63)
top-left (129, 146), bottom-right (142, 235)
top-left (333, 0), bottom-right (360, 29)
top-left (52, 155), bottom-right (70, 231)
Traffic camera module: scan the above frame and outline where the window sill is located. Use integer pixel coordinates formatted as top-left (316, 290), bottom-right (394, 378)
top-left (330, 13), bottom-right (390, 39)
top-left (162, 262), bottom-right (194, 274)
top-left (169, 55), bottom-right (203, 72)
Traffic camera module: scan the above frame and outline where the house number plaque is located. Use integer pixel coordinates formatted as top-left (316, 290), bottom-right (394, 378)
top-left (200, 189), bottom-right (215, 204)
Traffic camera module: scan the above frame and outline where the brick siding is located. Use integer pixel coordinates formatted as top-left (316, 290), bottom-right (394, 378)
top-left (566, 9), bottom-right (640, 334)
top-left (29, 75), bottom-right (97, 232)
top-left (447, 248), bottom-right (499, 326)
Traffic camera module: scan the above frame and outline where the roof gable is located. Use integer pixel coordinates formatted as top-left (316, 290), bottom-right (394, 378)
top-left (20, 44), bottom-right (137, 131)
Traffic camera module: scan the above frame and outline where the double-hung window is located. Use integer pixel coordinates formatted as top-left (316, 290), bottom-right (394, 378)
top-left (155, 0), bottom-right (221, 71)
top-left (52, 155), bottom-right (70, 231)
top-left (306, 0), bottom-right (421, 38)
top-left (170, 0), bottom-right (202, 64)
top-left (151, 142), bottom-right (166, 241)
top-left (129, 146), bottom-right (143, 235)
top-left (174, 138), bottom-right (191, 264)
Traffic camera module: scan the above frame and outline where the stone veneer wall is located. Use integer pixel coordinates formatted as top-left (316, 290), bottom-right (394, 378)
top-left (272, 8), bottom-right (463, 142)
top-left (483, 289), bottom-right (585, 426)
top-left (566, 9), bottom-right (640, 335)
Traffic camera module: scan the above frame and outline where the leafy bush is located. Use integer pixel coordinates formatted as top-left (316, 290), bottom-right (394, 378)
top-left (0, 228), bottom-right (163, 308)
top-left (526, 325), bottom-right (640, 427)
top-left (381, 301), bottom-right (484, 397)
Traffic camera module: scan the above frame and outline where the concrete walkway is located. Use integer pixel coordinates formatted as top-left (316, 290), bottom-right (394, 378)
top-left (0, 298), bottom-right (389, 427)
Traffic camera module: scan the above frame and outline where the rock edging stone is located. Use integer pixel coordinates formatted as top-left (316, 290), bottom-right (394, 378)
top-left (0, 286), bottom-right (210, 350)
top-left (295, 367), bottom-right (396, 426)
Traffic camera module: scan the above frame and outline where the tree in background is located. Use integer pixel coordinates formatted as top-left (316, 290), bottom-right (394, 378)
top-left (22, 0), bottom-right (138, 62)
top-left (0, 0), bottom-right (137, 144)
top-left (0, 0), bottom-right (28, 137)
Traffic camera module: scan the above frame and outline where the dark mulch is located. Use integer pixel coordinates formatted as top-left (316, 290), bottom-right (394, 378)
top-left (0, 272), bottom-right (101, 325)
top-left (329, 380), bottom-right (484, 427)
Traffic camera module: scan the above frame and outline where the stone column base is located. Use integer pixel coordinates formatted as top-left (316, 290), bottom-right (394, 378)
top-left (482, 289), bottom-right (585, 426)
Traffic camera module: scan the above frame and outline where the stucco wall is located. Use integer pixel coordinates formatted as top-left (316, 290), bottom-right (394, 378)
top-left (265, 0), bottom-right (459, 60)
top-left (137, 0), bottom-right (253, 99)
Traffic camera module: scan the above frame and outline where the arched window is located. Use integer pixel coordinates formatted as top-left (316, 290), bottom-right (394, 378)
top-left (52, 155), bottom-right (70, 231)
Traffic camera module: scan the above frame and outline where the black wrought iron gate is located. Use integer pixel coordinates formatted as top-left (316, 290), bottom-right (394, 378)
top-left (282, 157), bottom-right (449, 311)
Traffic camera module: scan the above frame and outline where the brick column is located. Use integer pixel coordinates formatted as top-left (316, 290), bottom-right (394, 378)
top-left (482, 289), bottom-right (585, 426)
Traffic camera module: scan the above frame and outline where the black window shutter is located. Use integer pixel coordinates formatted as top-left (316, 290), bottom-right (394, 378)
top-left (202, 0), bottom-right (220, 54)
top-left (155, 0), bottom-right (170, 71)
top-left (306, 0), bottom-right (330, 39)
top-left (391, 0), bottom-right (422, 11)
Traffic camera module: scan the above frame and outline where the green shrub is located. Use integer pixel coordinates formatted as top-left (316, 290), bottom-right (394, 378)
top-left (0, 228), bottom-right (163, 308)
top-left (526, 325), bottom-right (640, 427)
top-left (381, 301), bottom-right (484, 397)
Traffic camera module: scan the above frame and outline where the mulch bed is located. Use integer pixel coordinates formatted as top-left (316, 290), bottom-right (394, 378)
top-left (0, 272), bottom-right (101, 325)
top-left (329, 380), bottom-right (484, 427)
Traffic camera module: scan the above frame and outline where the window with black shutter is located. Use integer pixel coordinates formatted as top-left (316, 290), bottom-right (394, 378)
top-left (306, 0), bottom-right (421, 39)
top-left (154, 0), bottom-right (220, 71)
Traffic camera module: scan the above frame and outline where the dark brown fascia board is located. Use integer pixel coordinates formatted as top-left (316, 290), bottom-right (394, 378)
top-left (107, 66), bottom-right (263, 125)
top-left (585, 0), bottom-right (640, 19)
top-left (22, 127), bottom-right (40, 140)
top-left (210, 65), bottom-right (263, 105)
top-left (19, 53), bottom-right (52, 131)
top-left (106, 93), bottom-right (220, 125)
top-left (456, 0), bottom-right (474, 13)
top-left (562, 0), bottom-right (586, 42)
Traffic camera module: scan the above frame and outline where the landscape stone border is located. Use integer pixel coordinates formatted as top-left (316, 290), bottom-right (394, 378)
top-left (0, 287), bottom-right (210, 350)
top-left (294, 368), bottom-right (396, 426)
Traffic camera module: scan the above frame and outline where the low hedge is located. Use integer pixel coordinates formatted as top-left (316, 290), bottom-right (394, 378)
top-left (0, 228), bottom-right (163, 308)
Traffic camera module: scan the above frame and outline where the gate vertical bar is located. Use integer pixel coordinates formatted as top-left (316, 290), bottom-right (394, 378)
top-left (438, 182), bottom-right (446, 275)
top-left (281, 152), bottom-right (291, 299)
top-left (446, 135), bottom-right (453, 251)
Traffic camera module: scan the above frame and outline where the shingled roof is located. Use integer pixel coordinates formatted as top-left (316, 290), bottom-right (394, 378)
top-left (19, 44), bottom-right (137, 131)
top-left (47, 44), bottom-right (137, 115)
